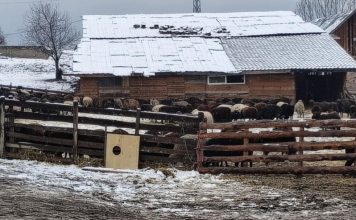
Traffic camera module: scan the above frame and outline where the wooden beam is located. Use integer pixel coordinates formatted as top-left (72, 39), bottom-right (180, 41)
top-left (200, 130), bottom-right (356, 139)
top-left (73, 101), bottom-right (79, 164)
top-left (203, 119), bottom-right (356, 130)
top-left (205, 153), bottom-right (356, 163)
top-left (0, 97), bottom-right (4, 157)
top-left (198, 166), bottom-right (356, 175)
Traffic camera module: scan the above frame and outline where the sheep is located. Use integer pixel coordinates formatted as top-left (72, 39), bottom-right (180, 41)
top-left (152, 104), bottom-right (180, 114)
top-left (141, 104), bottom-right (153, 111)
top-left (276, 101), bottom-right (287, 107)
top-left (350, 105), bottom-right (356, 119)
top-left (159, 105), bottom-right (180, 114)
top-left (197, 104), bottom-right (211, 112)
top-left (160, 99), bottom-right (174, 106)
top-left (152, 104), bottom-right (166, 112)
top-left (312, 111), bottom-right (341, 120)
top-left (309, 100), bottom-right (338, 112)
top-left (337, 99), bottom-right (354, 117)
top-left (254, 102), bottom-right (267, 112)
top-left (186, 97), bottom-right (203, 109)
top-left (82, 97), bottom-right (93, 108)
top-left (258, 104), bottom-right (282, 120)
top-left (241, 99), bottom-right (254, 106)
top-left (191, 110), bottom-right (214, 124)
top-left (211, 107), bottom-right (232, 123)
top-left (102, 99), bottom-right (115, 108)
top-left (294, 100), bottom-right (305, 118)
top-left (231, 104), bottom-right (248, 113)
top-left (73, 96), bottom-right (81, 103)
top-left (150, 98), bottom-right (160, 107)
top-left (123, 98), bottom-right (140, 110)
top-left (280, 103), bottom-right (294, 119)
top-left (114, 98), bottom-right (123, 109)
top-left (173, 101), bottom-right (193, 113)
top-left (241, 107), bottom-right (258, 120)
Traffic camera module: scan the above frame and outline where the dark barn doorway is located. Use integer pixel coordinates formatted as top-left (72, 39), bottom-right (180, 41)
top-left (295, 71), bottom-right (346, 102)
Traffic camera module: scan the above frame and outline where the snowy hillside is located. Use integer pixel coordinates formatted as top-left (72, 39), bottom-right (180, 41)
top-left (0, 51), bottom-right (78, 92)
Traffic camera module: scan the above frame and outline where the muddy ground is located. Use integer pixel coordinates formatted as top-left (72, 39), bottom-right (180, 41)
top-left (0, 159), bottom-right (355, 220)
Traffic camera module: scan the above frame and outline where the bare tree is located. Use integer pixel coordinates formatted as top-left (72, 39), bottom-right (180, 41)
top-left (0, 28), bottom-right (5, 45)
top-left (24, 2), bottom-right (80, 80)
top-left (295, 0), bottom-right (355, 21)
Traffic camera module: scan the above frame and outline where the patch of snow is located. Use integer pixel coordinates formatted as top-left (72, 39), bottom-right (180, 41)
top-left (0, 51), bottom-right (77, 92)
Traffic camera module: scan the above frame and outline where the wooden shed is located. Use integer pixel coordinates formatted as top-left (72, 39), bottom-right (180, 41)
top-left (71, 12), bottom-right (356, 103)
top-left (314, 8), bottom-right (356, 57)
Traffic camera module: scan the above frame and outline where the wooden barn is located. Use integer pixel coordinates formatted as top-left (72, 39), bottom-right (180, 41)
top-left (71, 11), bottom-right (356, 103)
top-left (314, 8), bottom-right (356, 57)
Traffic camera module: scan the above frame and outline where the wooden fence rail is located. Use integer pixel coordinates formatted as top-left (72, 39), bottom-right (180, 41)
top-left (197, 119), bottom-right (356, 175)
top-left (0, 97), bottom-right (201, 165)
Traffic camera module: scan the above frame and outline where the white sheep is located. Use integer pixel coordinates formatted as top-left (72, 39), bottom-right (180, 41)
top-left (150, 98), bottom-right (160, 107)
top-left (82, 97), bottom-right (93, 108)
top-left (114, 98), bottom-right (123, 109)
top-left (191, 109), bottom-right (214, 124)
top-left (152, 104), bottom-right (166, 112)
top-left (217, 104), bottom-right (233, 111)
top-left (294, 100), bottom-right (305, 118)
top-left (277, 101), bottom-right (288, 107)
top-left (231, 104), bottom-right (248, 113)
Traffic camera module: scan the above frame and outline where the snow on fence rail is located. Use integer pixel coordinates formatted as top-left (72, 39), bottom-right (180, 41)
top-left (0, 98), bottom-right (203, 165)
top-left (197, 120), bottom-right (356, 175)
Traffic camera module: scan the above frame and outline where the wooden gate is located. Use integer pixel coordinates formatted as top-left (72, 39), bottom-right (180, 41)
top-left (197, 120), bottom-right (356, 174)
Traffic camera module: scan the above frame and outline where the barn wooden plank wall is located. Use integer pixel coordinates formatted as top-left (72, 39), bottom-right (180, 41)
top-left (0, 98), bottom-right (202, 165)
top-left (197, 120), bottom-right (356, 175)
top-left (332, 12), bottom-right (356, 56)
top-left (78, 73), bottom-right (296, 101)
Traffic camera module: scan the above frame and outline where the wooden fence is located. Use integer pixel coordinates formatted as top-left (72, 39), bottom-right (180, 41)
top-left (197, 120), bottom-right (356, 175)
top-left (0, 97), bottom-right (202, 165)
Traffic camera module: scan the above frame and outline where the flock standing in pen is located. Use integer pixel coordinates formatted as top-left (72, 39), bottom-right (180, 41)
top-left (1, 86), bottom-right (356, 122)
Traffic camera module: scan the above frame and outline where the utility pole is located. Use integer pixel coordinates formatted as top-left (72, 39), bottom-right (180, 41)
top-left (193, 0), bottom-right (201, 13)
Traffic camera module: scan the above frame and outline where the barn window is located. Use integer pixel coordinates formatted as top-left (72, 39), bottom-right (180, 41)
top-left (208, 75), bottom-right (245, 85)
top-left (98, 77), bottom-right (123, 87)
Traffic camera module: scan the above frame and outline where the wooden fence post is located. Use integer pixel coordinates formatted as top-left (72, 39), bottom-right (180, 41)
top-left (0, 97), bottom-right (5, 157)
top-left (72, 100), bottom-right (79, 164)
top-left (298, 126), bottom-right (304, 167)
top-left (135, 108), bottom-right (141, 136)
top-left (196, 112), bottom-right (206, 171)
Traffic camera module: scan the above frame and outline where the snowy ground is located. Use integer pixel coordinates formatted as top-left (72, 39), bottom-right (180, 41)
top-left (0, 51), bottom-right (78, 92)
top-left (0, 159), bottom-right (355, 219)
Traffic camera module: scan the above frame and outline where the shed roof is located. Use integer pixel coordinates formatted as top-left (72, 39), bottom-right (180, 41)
top-left (73, 37), bottom-right (237, 76)
top-left (82, 11), bottom-right (323, 39)
top-left (313, 8), bottom-right (356, 33)
top-left (222, 33), bottom-right (356, 72)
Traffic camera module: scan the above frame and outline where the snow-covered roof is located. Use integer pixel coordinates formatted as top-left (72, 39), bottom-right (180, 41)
top-left (313, 9), bottom-right (356, 33)
top-left (73, 37), bottom-right (237, 75)
top-left (73, 11), bottom-right (356, 76)
top-left (82, 11), bottom-right (324, 39)
top-left (222, 34), bottom-right (356, 72)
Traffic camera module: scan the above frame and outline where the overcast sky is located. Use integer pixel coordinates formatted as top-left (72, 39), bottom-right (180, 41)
top-left (0, 0), bottom-right (298, 45)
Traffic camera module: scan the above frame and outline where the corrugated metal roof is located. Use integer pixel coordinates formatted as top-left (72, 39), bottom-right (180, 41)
top-left (313, 8), bottom-right (356, 33)
top-left (73, 37), bottom-right (238, 76)
top-left (82, 11), bottom-right (324, 39)
top-left (222, 34), bottom-right (356, 71)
